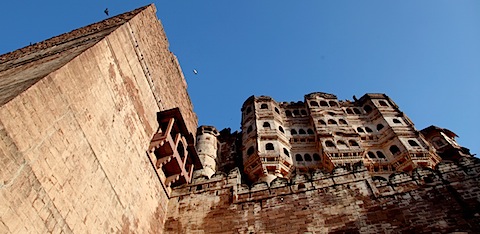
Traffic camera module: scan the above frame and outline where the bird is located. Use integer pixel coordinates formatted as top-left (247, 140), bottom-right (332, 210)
top-left (193, 69), bottom-right (198, 75)
top-left (104, 8), bottom-right (109, 16)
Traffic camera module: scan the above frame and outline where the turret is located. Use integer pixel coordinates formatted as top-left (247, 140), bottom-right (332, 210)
top-left (195, 126), bottom-right (219, 178)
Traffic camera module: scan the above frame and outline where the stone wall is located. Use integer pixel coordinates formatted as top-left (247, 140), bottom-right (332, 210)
top-left (165, 157), bottom-right (480, 233)
top-left (0, 5), bottom-right (196, 233)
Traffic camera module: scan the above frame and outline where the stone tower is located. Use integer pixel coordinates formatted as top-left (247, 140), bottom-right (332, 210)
top-left (195, 125), bottom-right (219, 178)
top-left (241, 96), bottom-right (294, 183)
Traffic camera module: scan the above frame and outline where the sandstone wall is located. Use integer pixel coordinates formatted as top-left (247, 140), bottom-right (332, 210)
top-left (165, 158), bottom-right (480, 233)
top-left (0, 5), bottom-right (196, 233)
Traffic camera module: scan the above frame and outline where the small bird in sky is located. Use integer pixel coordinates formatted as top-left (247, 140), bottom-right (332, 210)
top-left (193, 69), bottom-right (198, 75)
top-left (104, 8), bottom-right (109, 16)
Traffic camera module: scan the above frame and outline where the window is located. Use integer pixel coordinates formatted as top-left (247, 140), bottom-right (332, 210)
top-left (377, 124), bottom-right (384, 131)
top-left (353, 108), bottom-right (361, 114)
top-left (328, 119), bottom-right (337, 125)
top-left (365, 127), bottom-right (373, 133)
top-left (291, 129), bottom-right (297, 135)
top-left (247, 126), bottom-right (253, 133)
top-left (319, 120), bottom-right (327, 125)
top-left (304, 154), bottom-right (312, 161)
top-left (389, 145), bottom-right (400, 155)
top-left (247, 146), bottom-right (254, 156)
top-left (357, 127), bottom-right (364, 133)
top-left (310, 101), bottom-right (319, 107)
top-left (337, 140), bottom-right (347, 147)
top-left (266, 143), bottom-right (274, 150)
top-left (346, 109), bottom-right (353, 114)
top-left (279, 126), bottom-right (285, 133)
top-left (301, 110), bottom-right (307, 115)
top-left (349, 140), bottom-right (359, 146)
top-left (393, 118), bottom-right (402, 124)
top-left (339, 119), bottom-right (347, 125)
top-left (329, 101), bottom-right (338, 107)
top-left (313, 153), bottom-right (321, 161)
top-left (293, 110), bottom-right (300, 116)
top-left (320, 101), bottom-right (329, 107)
top-left (363, 105), bottom-right (372, 113)
top-left (325, 140), bottom-right (335, 147)
top-left (408, 140), bottom-right (419, 147)
top-left (283, 148), bottom-right (290, 156)
top-left (299, 129), bottom-right (306, 134)
top-left (376, 151), bottom-right (386, 158)
top-left (295, 154), bottom-right (303, 161)
top-left (263, 122), bottom-right (271, 128)
top-left (327, 111), bottom-right (336, 116)
top-left (275, 107), bottom-right (280, 114)
top-left (379, 100), bottom-right (389, 107)
top-left (260, 104), bottom-right (268, 109)
top-left (177, 142), bottom-right (185, 160)
top-left (307, 129), bottom-right (314, 134)
top-left (367, 151), bottom-right (376, 159)
top-left (286, 110), bottom-right (292, 117)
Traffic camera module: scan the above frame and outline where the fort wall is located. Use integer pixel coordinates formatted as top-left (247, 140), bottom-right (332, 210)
top-left (165, 157), bottom-right (480, 233)
top-left (0, 5), bottom-right (196, 233)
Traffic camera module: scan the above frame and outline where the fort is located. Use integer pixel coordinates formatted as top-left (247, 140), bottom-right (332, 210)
top-left (0, 4), bottom-right (478, 233)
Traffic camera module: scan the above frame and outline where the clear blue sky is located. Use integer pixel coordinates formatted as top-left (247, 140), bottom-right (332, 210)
top-left (1, 1), bottom-right (478, 155)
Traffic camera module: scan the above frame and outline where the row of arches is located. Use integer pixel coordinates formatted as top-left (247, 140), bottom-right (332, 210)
top-left (357, 124), bottom-right (385, 133)
top-left (295, 153), bottom-right (321, 162)
top-left (285, 109), bottom-right (308, 117)
top-left (324, 139), bottom-right (360, 148)
top-left (291, 128), bottom-right (314, 135)
top-left (318, 118), bottom-right (348, 125)
top-left (309, 100), bottom-right (338, 108)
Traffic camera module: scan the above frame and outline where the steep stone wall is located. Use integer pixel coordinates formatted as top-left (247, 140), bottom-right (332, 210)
top-left (0, 5), bottom-right (196, 233)
top-left (165, 158), bottom-right (480, 233)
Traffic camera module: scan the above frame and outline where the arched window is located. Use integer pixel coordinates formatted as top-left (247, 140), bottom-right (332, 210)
top-left (266, 143), bottom-right (274, 150)
top-left (329, 101), bottom-right (338, 107)
top-left (246, 107), bottom-right (252, 114)
top-left (293, 110), bottom-right (300, 116)
top-left (357, 127), bottom-right (364, 133)
top-left (337, 140), bottom-right (347, 147)
top-left (247, 146), bottom-right (254, 156)
top-left (325, 140), bottom-right (335, 147)
top-left (346, 109), bottom-right (353, 114)
top-left (393, 118), bottom-right (402, 124)
top-left (367, 151), bottom-right (376, 159)
top-left (376, 151), bottom-right (386, 158)
top-left (408, 140), bottom-right (419, 147)
top-left (301, 110), bottom-right (307, 116)
top-left (349, 140), bottom-right (359, 146)
top-left (376, 124), bottom-right (384, 131)
top-left (247, 126), bottom-right (253, 133)
top-left (363, 105), bottom-right (372, 113)
top-left (263, 122), bottom-right (271, 128)
top-left (274, 107), bottom-right (280, 114)
top-left (365, 127), bottom-right (373, 133)
top-left (320, 101), bottom-right (329, 107)
top-left (339, 119), bottom-right (347, 125)
top-left (299, 129), bottom-right (306, 134)
top-left (286, 110), bottom-right (292, 117)
top-left (307, 129), bottom-right (314, 134)
top-left (313, 153), bottom-right (321, 161)
top-left (389, 145), bottom-right (400, 155)
top-left (260, 104), bottom-right (268, 109)
top-left (319, 120), bottom-right (327, 125)
top-left (310, 101), bottom-right (319, 107)
top-left (283, 148), bottom-right (290, 157)
top-left (291, 129), bottom-right (297, 135)
top-left (379, 100), bottom-right (389, 107)
top-left (304, 154), bottom-right (312, 161)
top-left (279, 126), bottom-right (285, 133)
top-left (177, 142), bottom-right (185, 160)
top-left (295, 154), bottom-right (303, 161)
top-left (327, 111), bottom-right (336, 116)
top-left (353, 108), bottom-right (361, 114)
top-left (328, 119), bottom-right (337, 125)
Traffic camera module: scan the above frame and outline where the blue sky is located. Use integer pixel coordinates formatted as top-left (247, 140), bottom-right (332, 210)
top-left (1, 1), bottom-right (478, 155)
